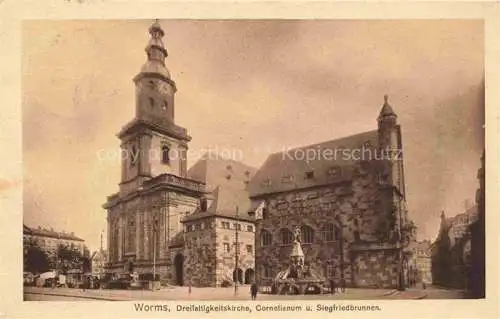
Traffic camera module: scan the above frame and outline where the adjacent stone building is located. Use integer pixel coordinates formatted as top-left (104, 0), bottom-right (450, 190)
top-left (248, 97), bottom-right (415, 289)
top-left (103, 21), bottom-right (206, 283)
top-left (181, 155), bottom-right (257, 287)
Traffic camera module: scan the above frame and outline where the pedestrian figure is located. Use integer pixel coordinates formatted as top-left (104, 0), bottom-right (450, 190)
top-left (82, 276), bottom-right (87, 292)
top-left (250, 281), bottom-right (258, 300)
top-left (329, 278), bottom-right (335, 295)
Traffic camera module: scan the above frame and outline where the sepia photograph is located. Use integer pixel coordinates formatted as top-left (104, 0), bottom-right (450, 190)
top-left (21, 18), bottom-right (485, 303)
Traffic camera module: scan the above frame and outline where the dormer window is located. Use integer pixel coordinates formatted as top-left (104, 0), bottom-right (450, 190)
top-left (281, 175), bottom-right (294, 183)
top-left (262, 177), bottom-right (272, 187)
top-left (328, 166), bottom-right (341, 178)
top-left (161, 145), bottom-right (170, 164)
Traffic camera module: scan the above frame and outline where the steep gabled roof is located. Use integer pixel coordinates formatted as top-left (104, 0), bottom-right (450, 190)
top-left (183, 155), bottom-right (257, 222)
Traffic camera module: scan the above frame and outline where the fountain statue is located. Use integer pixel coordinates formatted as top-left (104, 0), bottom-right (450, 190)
top-left (272, 226), bottom-right (325, 294)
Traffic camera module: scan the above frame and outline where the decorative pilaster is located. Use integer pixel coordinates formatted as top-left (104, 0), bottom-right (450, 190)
top-left (118, 215), bottom-right (123, 261)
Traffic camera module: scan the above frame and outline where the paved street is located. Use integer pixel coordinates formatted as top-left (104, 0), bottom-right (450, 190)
top-left (24, 285), bottom-right (465, 301)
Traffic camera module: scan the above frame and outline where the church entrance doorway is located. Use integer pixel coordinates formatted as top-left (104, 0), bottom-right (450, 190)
top-left (174, 254), bottom-right (184, 286)
top-left (233, 268), bottom-right (243, 284)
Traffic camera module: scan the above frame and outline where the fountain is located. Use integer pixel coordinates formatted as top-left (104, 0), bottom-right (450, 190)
top-left (272, 226), bottom-right (325, 295)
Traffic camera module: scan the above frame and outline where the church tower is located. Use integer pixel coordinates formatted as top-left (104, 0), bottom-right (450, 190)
top-left (377, 95), bottom-right (408, 241)
top-left (104, 21), bottom-right (205, 282)
top-left (118, 20), bottom-right (189, 195)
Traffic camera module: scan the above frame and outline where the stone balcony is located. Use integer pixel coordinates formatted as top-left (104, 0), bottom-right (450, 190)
top-left (143, 173), bottom-right (206, 194)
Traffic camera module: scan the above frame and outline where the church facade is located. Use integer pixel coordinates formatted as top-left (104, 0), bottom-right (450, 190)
top-left (248, 98), bottom-right (416, 289)
top-left (103, 22), bottom-right (205, 284)
top-left (103, 22), bottom-right (256, 287)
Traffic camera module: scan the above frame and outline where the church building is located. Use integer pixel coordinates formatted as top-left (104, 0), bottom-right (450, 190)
top-left (103, 21), bottom-right (256, 287)
top-left (103, 21), bottom-right (206, 284)
top-left (248, 97), bottom-right (416, 289)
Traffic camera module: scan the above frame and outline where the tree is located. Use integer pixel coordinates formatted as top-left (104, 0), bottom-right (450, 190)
top-left (24, 240), bottom-right (50, 274)
top-left (55, 243), bottom-right (84, 274)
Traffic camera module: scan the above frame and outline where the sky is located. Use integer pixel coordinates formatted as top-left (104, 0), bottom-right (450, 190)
top-left (22, 20), bottom-right (484, 251)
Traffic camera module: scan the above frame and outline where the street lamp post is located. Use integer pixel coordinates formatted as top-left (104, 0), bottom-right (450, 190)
top-left (234, 206), bottom-right (239, 296)
top-left (152, 216), bottom-right (159, 289)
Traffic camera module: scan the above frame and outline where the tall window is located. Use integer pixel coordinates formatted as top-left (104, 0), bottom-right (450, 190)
top-left (261, 230), bottom-right (272, 246)
top-left (323, 223), bottom-right (335, 242)
top-left (262, 265), bottom-right (272, 278)
top-left (161, 145), bottom-right (170, 164)
top-left (127, 217), bottom-right (136, 253)
top-left (335, 225), bottom-right (341, 241)
top-left (223, 243), bottom-right (230, 253)
top-left (279, 228), bottom-right (294, 245)
top-left (200, 198), bottom-right (208, 211)
top-left (130, 145), bottom-right (138, 166)
top-left (301, 225), bottom-right (314, 244)
top-left (149, 97), bottom-right (155, 109)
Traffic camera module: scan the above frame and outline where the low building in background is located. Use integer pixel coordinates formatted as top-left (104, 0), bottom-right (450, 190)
top-left (411, 240), bottom-right (432, 284)
top-left (91, 250), bottom-right (108, 276)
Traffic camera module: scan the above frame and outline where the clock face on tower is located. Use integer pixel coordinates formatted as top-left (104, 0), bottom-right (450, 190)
top-left (158, 82), bottom-right (170, 96)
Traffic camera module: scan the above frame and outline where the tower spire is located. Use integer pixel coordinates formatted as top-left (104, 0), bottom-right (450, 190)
top-left (379, 94), bottom-right (396, 119)
top-left (146, 19), bottom-right (168, 65)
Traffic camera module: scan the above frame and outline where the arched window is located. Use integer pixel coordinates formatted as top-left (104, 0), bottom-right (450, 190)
top-left (200, 198), bottom-right (208, 211)
top-left (262, 208), bottom-right (268, 220)
top-left (301, 225), bottom-right (314, 244)
top-left (130, 145), bottom-right (138, 166)
top-left (334, 225), bottom-right (341, 241)
top-left (262, 264), bottom-right (272, 278)
top-left (323, 223), bottom-right (335, 242)
top-left (279, 228), bottom-right (293, 245)
top-left (127, 217), bottom-right (136, 253)
top-left (161, 145), bottom-right (170, 164)
top-left (261, 230), bottom-right (272, 246)
top-left (162, 101), bottom-right (168, 111)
